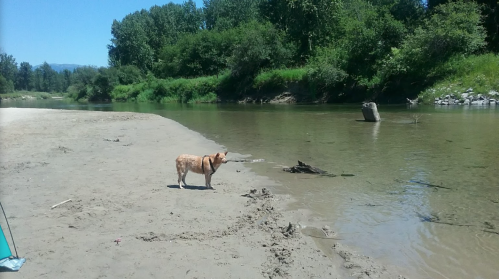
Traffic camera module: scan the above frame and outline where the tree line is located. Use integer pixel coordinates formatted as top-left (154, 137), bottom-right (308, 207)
top-left (0, 55), bottom-right (145, 101)
top-left (2, 0), bottom-right (498, 103)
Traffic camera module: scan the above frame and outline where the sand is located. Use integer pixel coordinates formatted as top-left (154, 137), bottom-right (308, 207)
top-left (0, 108), bottom-right (406, 279)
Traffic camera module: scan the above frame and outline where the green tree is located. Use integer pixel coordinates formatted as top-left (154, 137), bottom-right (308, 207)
top-left (260, 0), bottom-right (342, 58)
top-left (204, 0), bottom-right (262, 30)
top-left (67, 66), bottom-right (99, 100)
top-left (0, 53), bottom-right (18, 86)
top-left (116, 65), bottom-right (144, 85)
top-left (0, 75), bottom-right (14, 93)
top-left (108, 12), bottom-right (154, 72)
top-left (376, 1), bottom-right (487, 99)
top-left (90, 67), bottom-right (119, 101)
top-left (340, 1), bottom-right (407, 82)
top-left (16, 62), bottom-right (33, 91)
top-left (426, 0), bottom-right (497, 52)
top-left (155, 28), bottom-right (240, 78)
top-left (61, 69), bottom-right (72, 92)
top-left (108, 1), bottom-right (203, 71)
top-left (33, 68), bottom-right (43, 91)
top-left (40, 62), bottom-right (59, 92)
top-left (229, 21), bottom-right (294, 78)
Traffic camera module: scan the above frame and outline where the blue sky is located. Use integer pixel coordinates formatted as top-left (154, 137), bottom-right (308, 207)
top-left (0, 0), bottom-right (204, 68)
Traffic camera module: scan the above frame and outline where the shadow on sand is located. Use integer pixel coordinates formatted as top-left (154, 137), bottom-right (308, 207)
top-left (166, 185), bottom-right (213, 190)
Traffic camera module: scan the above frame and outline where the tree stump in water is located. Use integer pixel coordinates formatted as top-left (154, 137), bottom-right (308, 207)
top-left (362, 102), bottom-right (380, 122)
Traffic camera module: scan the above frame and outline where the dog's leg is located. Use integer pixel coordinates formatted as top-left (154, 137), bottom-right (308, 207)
top-left (177, 171), bottom-right (184, 189)
top-left (205, 174), bottom-right (213, 189)
top-left (177, 168), bottom-right (189, 189)
top-left (182, 170), bottom-right (188, 188)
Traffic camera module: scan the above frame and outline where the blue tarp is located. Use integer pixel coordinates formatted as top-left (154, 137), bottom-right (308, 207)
top-left (0, 224), bottom-right (25, 271)
top-left (0, 225), bottom-right (12, 260)
top-left (0, 257), bottom-right (25, 271)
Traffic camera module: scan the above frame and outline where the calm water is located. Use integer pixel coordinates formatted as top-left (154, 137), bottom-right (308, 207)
top-left (3, 99), bottom-right (499, 279)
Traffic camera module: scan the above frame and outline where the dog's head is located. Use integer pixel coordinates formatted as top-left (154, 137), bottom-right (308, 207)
top-left (214, 151), bottom-right (228, 164)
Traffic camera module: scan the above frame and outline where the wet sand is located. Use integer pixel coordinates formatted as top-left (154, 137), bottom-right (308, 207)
top-left (0, 108), bottom-right (406, 278)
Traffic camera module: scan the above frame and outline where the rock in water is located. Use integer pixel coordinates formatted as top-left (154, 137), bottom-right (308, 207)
top-left (361, 102), bottom-right (380, 122)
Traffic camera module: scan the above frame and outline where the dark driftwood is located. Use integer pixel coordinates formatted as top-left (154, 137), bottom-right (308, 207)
top-left (282, 161), bottom-right (346, 177)
top-left (416, 212), bottom-right (473, 227)
top-left (283, 161), bottom-right (327, 174)
top-left (410, 180), bottom-right (451, 190)
top-left (282, 161), bottom-right (358, 178)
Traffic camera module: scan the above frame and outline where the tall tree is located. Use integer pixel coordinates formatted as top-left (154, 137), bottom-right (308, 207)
top-left (0, 53), bottom-right (18, 83)
top-left (108, 11), bottom-right (154, 71)
top-left (40, 62), bottom-right (59, 92)
top-left (203, 0), bottom-right (262, 30)
top-left (61, 69), bottom-right (72, 92)
top-left (108, 1), bottom-right (203, 71)
top-left (16, 62), bottom-right (33, 91)
top-left (33, 68), bottom-right (43, 91)
top-left (426, 0), bottom-right (498, 52)
top-left (260, 0), bottom-right (342, 58)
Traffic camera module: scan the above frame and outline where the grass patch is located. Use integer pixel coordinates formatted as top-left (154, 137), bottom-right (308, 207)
top-left (419, 54), bottom-right (499, 103)
top-left (253, 68), bottom-right (308, 90)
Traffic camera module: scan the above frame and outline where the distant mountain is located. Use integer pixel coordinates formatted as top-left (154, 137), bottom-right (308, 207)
top-left (33, 63), bottom-right (85, 73)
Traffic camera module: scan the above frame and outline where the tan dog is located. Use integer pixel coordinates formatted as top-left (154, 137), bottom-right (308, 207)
top-left (175, 152), bottom-right (228, 189)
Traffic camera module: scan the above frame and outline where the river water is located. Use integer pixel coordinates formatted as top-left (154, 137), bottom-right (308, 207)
top-left (2, 99), bottom-right (499, 279)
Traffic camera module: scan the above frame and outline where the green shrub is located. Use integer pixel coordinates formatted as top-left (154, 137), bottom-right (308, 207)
top-left (110, 75), bottom-right (222, 103)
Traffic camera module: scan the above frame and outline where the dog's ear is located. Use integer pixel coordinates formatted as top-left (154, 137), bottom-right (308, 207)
top-left (224, 151), bottom-right (228, 155)
top-left (215, 153), bottom-right (220, 158)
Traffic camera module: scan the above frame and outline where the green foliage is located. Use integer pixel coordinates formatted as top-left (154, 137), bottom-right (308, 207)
top-left (0, 53), bottom-right (17, 93)
top-left (5, 0), bottom-right (498, 104)
top-left (339, 1), bottom-right (407, 82)
top-left (418, 53), bottom-right (499, 103)
top-left (116, 65), bottom-right (144, 84)
top-left (367, 1), bottom-right (488, 100)
top-left (260, 0), bottom-right (342, 58)
top-left (385, 1), bottom-right (485, 76)
top-left (68, 66), bottom-right (99, 100)
top-left (204, 0), bottom-right (262, 30)
top-left (39, 62), bottom-right (61, 92)
top-left (108, 1), bottom-right (204, 72)
top-left (253, 68), bottom-right (308, 89)
top-left (228, 21), bottom-right (295, 78)
top-left (110, 75), bottom-right (221, 103)
top-left (108, 13), bottom-right (154, 72)
top-left (307, 47), bottom-right (348, 89)
top-left (0, 53), bottom-right (18, 82)
top-left (0, 74), bottom-right (14, 93)
top-left (155, 28), bottom-right (239, 78)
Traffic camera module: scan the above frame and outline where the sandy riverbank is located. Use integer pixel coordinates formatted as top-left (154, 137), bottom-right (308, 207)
top-left (0, 108), bottom-right (406, 279)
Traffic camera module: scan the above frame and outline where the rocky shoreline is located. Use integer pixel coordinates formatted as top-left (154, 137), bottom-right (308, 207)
top-left (432, 89), bottom-right (499, 105)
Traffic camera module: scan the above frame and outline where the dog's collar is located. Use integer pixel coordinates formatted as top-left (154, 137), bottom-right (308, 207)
top-left (202, 155), bottom-right (216, 176)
